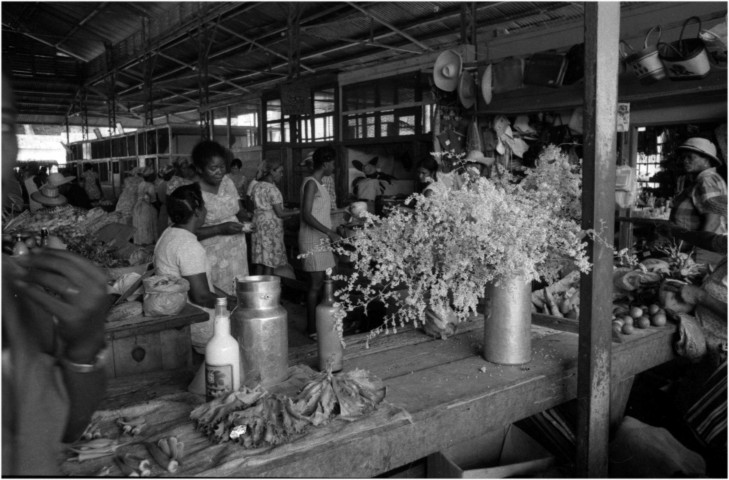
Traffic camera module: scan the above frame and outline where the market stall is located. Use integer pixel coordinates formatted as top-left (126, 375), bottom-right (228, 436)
top-left (61, 316), bottom-right (675, 477)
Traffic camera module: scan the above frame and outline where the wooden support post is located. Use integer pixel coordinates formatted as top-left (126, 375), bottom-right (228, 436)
top-left (577, 3), bottom-right (620, 477)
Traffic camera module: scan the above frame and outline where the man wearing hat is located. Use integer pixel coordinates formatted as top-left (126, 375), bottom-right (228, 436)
top-left (669, 137), bottom-right (727, 266)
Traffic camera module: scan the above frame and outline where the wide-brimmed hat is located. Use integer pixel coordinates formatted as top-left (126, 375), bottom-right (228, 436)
top-left (481, 64), bottom-right (493, 105)
top-left (31, 185), bottom-right (68, 206)
top-left (433, 50), bottom-right (462, 92)
top-left (127, 166), bottom-right (141, 175)
top-left (678, 137), bottom-right (721, 164)
top-left (458, 71), bottom-right (476, 109)
top-left (43, 172), bottom-right (75, 188)
top-left (352, 157), bottom-right (378, 172)
top-left (140, 166), bottom-right (155, 177)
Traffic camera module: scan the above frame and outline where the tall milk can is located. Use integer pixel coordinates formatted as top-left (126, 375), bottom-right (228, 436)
top-left (231, 275), bottom-right (288, 388)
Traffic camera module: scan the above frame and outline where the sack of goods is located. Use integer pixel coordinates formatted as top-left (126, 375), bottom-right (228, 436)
top-left (142, 275), bottom-right (190, 317)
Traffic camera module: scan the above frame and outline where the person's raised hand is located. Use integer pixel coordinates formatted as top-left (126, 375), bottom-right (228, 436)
top-left (11, 250), bottom-right (111, 361)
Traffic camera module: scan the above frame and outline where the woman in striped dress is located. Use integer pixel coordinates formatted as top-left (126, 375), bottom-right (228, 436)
top-left (299, 145), bottom-right (341, 335)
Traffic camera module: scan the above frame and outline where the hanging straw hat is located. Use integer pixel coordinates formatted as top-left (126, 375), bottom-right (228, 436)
top-left (433, 50), bottom-right (463, 92)
top-left (31, 184), bottom-right (68, 206)
top-left (458, 71), bottom-right (476, 109)
top-left (43, 172), bottom-right (75, 188)
top-left (352, 157), bottom-right (378, 172)
top-left (298, 151), bottom-right (314, 167)
top-left (481, 64), bottom-right (493, 105)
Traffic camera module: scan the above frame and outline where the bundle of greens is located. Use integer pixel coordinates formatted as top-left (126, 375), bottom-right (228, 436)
top-left (189, 369), bottom-right (386, 448)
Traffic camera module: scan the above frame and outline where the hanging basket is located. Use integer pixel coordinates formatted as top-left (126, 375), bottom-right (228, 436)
top-left (658, 17), bottom-right (711, 80)
top-left (620, 25), bottom-right (666, 84)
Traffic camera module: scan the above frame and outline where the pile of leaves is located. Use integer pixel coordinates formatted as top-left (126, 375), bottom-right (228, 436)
top-left (189, 369), bottom-right (386, 449)
top-left (64, 234), bottom-right (126, 268)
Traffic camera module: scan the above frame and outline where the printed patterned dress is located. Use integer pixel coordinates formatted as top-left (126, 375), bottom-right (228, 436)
top-left (298, 176), bottom-right (336, 272)
top-left (251, 181), bottom-right (287, 268)
top-left (200, 175), bottom-right (249, 294)
top-left (132, 181), bottom-right (158, 245)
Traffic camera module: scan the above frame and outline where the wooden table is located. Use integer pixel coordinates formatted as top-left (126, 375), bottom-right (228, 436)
top-left (86, 316), bottom-right (675, 477)
top-left (104, 304), bottom-right (208, 378)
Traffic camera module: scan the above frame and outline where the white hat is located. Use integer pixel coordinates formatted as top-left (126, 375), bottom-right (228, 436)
top-left (678, 137), bottom-right (721, 164)
top-left (31, 186), bottom-right (68, 206)
top-left (433, 50), bottom-right (462, 92)
top-left (481, 64), bottom-right (493, 105)
top-left (458, 71), bottom-right (476, 109)
top-left (43, 172), bottom-right (75, 188)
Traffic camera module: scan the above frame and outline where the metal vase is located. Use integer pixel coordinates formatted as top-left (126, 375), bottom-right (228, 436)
top-left (231, 275), bottom-right (288, 388)
top-left (483, 276), bottom-right (532, 365)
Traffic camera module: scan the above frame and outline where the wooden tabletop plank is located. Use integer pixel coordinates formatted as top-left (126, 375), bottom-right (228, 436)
top-left (105, 304), bottom-right (208, 340)
top-left (90, 322), bottom-right (676, 477)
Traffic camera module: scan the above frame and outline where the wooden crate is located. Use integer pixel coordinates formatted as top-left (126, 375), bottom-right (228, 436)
top-left (104, 304), bottom-right (208, 378)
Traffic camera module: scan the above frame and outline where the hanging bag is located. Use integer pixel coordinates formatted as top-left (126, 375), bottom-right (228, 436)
top-left (700, 20), bottom-right (727, 68)
top-left (658, 17), bottom-right (711, 80)
top-left (620, 26), bottom-right (667, 84)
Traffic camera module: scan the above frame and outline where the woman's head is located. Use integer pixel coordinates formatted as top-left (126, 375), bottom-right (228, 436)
top-left (231, 158), bottom-right (243, 173)
top-left (168, 183), bottom-right (206, 227)
top-left (141, 166), bottom-right (156, 182)
top-left (418, 156), bottom-right (439, 183)
top-left (192, 140), bottom-right (229, 186)
top-left (260, 158), bottom-right (284, 183)
top-left (678, 138), bottom-right (721, 173)
top-left (313, 145), bottom-right (336, 175)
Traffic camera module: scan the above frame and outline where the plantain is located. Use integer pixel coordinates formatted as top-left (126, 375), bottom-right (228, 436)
top-left (146, 442), bottom-right (179, 473)
top-left (157, 438), bottom-right (171, 457)
top-left (114, 455), bottom-right (139, 477)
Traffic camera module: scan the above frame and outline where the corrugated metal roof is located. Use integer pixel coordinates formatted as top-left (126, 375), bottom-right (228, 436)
top-left (2, 2), bottom-right (726, 127)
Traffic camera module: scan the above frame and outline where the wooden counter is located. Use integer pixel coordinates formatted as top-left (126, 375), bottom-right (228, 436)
top-left (78, 317), bottom-right (675, 477)
top-left (104, 303), bottom-right (208, 378)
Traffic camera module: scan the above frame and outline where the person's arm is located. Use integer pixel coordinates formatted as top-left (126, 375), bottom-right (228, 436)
top-left (196, 222), bottom-right (244, 240)
top-left (272, 203), bottom-right (286, 218)
top-left (10, 250), bottom-right (111, 442)
top-left (301, 180), bottom-right (341, 241)
top-left (664, 282), bottom-right (728, 319)
top-left (183, 273), bottom-right (221, 308)
top-left (700, 212), bottom-right (722, 233)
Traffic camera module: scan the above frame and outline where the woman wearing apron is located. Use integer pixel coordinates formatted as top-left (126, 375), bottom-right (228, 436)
top-left (299, 145), bottom-right (341, 335)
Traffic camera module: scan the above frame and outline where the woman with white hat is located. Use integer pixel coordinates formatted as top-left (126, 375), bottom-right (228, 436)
top-left (669, 137), bottom-right (727, 266)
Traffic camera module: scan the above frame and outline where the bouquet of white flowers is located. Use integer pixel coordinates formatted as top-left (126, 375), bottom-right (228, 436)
top-left (327, 146), bottom-right (592, 341)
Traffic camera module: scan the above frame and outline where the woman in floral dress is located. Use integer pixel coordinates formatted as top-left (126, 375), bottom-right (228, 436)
top-left (251, 159), bottom-right (288, 275)
top-left (192, 140), bottom-right (249, 295)
top-left (132, 167), bottom-right (159, 245)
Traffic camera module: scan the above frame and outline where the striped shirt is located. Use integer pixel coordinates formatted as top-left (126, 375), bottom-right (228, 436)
top-left (670, 168), bottom-right (727, 233)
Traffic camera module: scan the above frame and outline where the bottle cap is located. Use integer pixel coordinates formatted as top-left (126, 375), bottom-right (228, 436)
top-left (215, 297), bottom-right (227, 307)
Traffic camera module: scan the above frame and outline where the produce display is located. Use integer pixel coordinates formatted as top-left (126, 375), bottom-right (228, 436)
top-left (2, 205), bottom-right (148, 269)
top-left (533, 247), bottom-right (707, 338)
top-left (190, 369), bottom-right (386, 448)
